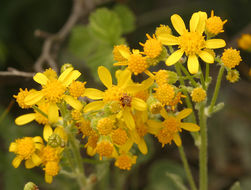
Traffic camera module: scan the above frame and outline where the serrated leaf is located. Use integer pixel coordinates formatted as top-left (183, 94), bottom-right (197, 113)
top-left (113, 4), bottom-right (135, 34)
top-left (68, 25), bottom-right (97, 59)
top-left (230, 181), bottom-right (241, 190)
top-left (89, 8), bottom-right (122, 44)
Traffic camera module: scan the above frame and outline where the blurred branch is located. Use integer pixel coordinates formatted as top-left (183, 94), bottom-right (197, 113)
top-left (0, 67), bottom-right (34, 77)
top-left (34, 0), bottom-right (95, 73)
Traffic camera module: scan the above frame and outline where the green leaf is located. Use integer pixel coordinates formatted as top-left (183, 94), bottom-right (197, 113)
top-left (146, 159), bottom-right (186, 190)
top-left (166, 172), bottom-right (188, 190)
top-left (230, 181), bottom-right (241, 190)
top-left (68, 25), bottom-right (97, 59)
top-left (113, 4), bottom-right (135, 34)
top-left (89, 8), bottom-right (122, 45)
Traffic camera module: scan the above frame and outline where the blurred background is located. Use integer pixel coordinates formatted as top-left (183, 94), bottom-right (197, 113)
top-left (0, 0), bottom-right (251, 189)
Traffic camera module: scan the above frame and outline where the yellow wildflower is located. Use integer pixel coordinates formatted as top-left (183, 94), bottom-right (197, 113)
top-left (43, 68), bottom-right (57, 80)
top-left (111, 128), bottom-right (128, 146)
top-left (13, 88), bottom-right (33, 109)
top-left (191, 87), bottom-right (207, 103)
top-left (96, 140), bottom-right (115, 159)
top-left (43, 161), bottom-right (60, 184)
top-left (140, 34), bottom-right (163, 59)
top-left (155, 83), bottom-right (175, 106)
top-left (24, 67), bottom-right (83, 123)
top-left (158, 11), bottom-right (226, 74)
top-left (84, 66), bottom-right (150, 130)
top-left (238, 34), bottom-right (251, 51)
top-left (69, 81), bottom-right (86, 98)
top-left (206, 10), bottom-right (227, 36)
top-left (9, 136), bottom-right (44, 168)
top-left (221, 48), bottom-right (242, 69)
top-left (97, 117), bottom-right (114, 135)
top-left (155, 108), bottom-right (200, 147)
top-left (113, 44), bottom-right (131, 62)
top-left (115, 153), bottom-right (137, 170)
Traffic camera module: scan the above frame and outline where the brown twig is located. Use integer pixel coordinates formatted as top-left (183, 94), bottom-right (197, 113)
top-left (0, 67), bottom-right (35, 77)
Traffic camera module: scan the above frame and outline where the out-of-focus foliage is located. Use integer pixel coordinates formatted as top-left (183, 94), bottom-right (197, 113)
top-left (68, 5), bottom-right (135, 79)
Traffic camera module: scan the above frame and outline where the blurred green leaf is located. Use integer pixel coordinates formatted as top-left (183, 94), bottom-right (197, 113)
top-left (113, 4), bottom-right (135, 34)
top-left (68, 25), bottom-right (97, 59)
top-left (146, 159), bottom-right (186, 190)
top-left (89, 8), bottom-right (122, 45)
top-left (230, 181), bottom-right (241, 190)
top-left (166, 172), bottom-right (188, 190)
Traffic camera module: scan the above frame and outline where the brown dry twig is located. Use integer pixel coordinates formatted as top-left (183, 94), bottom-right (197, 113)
top-left (0, 67), bottom-right (35, 77)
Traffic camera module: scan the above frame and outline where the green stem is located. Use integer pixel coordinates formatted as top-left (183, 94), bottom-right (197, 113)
top-left (175, 63), bottom-right (200, 146)
top-left (199, 66), bottom-right (206, 90)
top-left (179, 62), bottom-right (198, 87)
top-left (199, 102), bottom-right (207, 190)
top-left (178, 146), bottom-right (197, 190)
top-left (32, 105), bottom-right (48, 118)
top-left (205, 63), bottom-right (210, 88)
top-left (208, 65), bottom-right (225, 114)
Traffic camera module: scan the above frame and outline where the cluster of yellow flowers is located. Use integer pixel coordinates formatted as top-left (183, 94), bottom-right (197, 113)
top-left (9, 10), bottom-right (242, 184)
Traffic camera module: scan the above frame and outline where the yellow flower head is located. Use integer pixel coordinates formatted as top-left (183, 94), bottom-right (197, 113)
top-left (155, 24), bottom-right (172, 38)
top-left (71, 109), bottom-right (82, 121)
top-left (155, 83), bottom-right (175, 105)
top-left (24, 67), bottom-right (82, 123)
top-left (158, 11), bottom-right (226, 74)
top-left (191, 87), bottom-right (206, 103)
top-left (206, 10), bottom-right (227, 36)
top-left (96, 140), bottom-right (114, 159)
top-left (226, 69), bottom-right (240, 83)
top-left (154, 70), bottom-right (169, 86)
top-left (112, 128), bottom-right (128, 145)
top-left (156, 108), bottom-right (200, 147)
top-left (114, 49), bottom-right (149, 75)
top-left (69, 81), bottom-right (86, 98)
top-left (221, 48), bottom-right (242, 69)
top-left (97, 117), bottom-right (114, 135)
top-left (13, 88), bottom-right (32, 109)
top-left (140, 34), bottom-right (163, 59)
top-left (113, 44), bottom-right (131, 62)
top-left (43, 68), bottom-right (57, 80)
top-left (115, 154), bottom-right (137, 170)
top-left (78, 119), bottom-right (94, 137)
top-left (40, 145), bottom-right (60, 163)
top-left (44, 161), bottom-right (60, 184)
top-left (9, 136), bottom-right (43, 168)
top-left (238, 34), bottom-right (251, 51)
top-left (169, 92), bottom-right (185, 110)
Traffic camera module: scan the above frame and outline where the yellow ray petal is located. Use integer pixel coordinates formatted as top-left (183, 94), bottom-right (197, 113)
top-left (187, 55), bottom-right (199, 74)
top-left (63, 95), bottom-right (83, 111)
top-left (33, 73), bottom-right (48, 85)
top-left (98, 66), bottom-right (113, 88)
top-left (15, 113), bottom-right (36, 125)
top-left (171, 14), bottom-right (187, 35)
top-left (131, 97), bottom-right (147, 111)
top-left (25, 91), bottom-right (43, 105)
top-left (33, 136), bottom-right (43, 143)
top-left (198, 50), bottom-right (214, 63)
top-left (84, 88), bottom-right (104, 99)
top-left (173, 133), bottom-right (182, 146)
top-left (181, 123), bottom-right (200, 132)
top-left (116, 69), bottom-right (131, 88)
top-left (83, 101), bottom-right (104, 112)
top-left (25, 159), bottom-right (36, 169)
top-left (205, 39), bottom-right (226, 49)
top-left (138, 139), bottom-right (148, 155)
top-left (196, 11), bottom-right (207, 34)
top-left (176, 108), bottom-right (192, 120)
top-left (54, 126), bottom-right (68, 142)
top-left (147, 120), bottom-right (162, 135)
top-left (31, 153), bottom-right (42, 166)
top-left (43, 125), bottom-right (53, 142)
top-left (123, 108), bottom-right (135, 130)
top-left (58, 67), bottom-right (73, 82)
top-left (118, 48), bottom-right (130, 59)
top-left (190, 12), bottom-right (200, 32)
top-left (62, 70), bottom-right (81, 87)
top-left (12, 156), bottom-right (22, 168)
top-left (48, 103), bottom-right (59, 123)
top-left (157, 33), bottom-right (179, 45)
top-left (160, 108), bottom-right (169, 119)
top-left (45, 174), bottom-right (53, 184)
top-left (9, 142), bottom-right (17, 152)
top-left (165, 49), bottom-right (184, 66)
